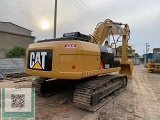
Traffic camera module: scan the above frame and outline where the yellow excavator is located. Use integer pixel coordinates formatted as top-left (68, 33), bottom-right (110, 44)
top-left (148, 48), bottom-right (160, 72)
top-left (25, 19), bottom-right (133, 111)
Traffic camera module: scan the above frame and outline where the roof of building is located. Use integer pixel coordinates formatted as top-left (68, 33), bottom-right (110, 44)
top-left (153, 48), bottom-right (160, 50)
top-left (0, 21), bottom-right (32, 32)
top-left (0, 30), bottom-right (35, 38)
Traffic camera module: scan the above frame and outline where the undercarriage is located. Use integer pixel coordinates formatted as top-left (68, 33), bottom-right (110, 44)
top-left (32, 74), bottom-right (127, 111)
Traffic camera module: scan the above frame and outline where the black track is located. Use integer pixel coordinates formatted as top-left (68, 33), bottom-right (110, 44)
top-left (73, 74), bottom-right (127, 112)
top-left (32, 74), bottom-right (127, 111)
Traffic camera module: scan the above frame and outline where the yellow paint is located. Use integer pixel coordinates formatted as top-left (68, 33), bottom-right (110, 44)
top-left (25, 19), bottom-right (133, 79)
top-left (119, 60), bottom-right (133, 78)
top-left (148, 58), bottom-right (160, 72)
top-left (33, 61), bottom-right (42, 69)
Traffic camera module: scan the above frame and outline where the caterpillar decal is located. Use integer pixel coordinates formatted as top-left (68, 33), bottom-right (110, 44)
top-left (27, 50), bottom-right (52, 71)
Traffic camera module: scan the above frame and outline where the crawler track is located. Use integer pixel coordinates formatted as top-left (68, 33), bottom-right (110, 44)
top-left (32, 74), bottom-right (127, 111)
top-left (32, 77), bottom-right (46, 96)
top-left (73, 74), bottom-right (127, 112)
top-left (32, 77), bottom-right (79, 97)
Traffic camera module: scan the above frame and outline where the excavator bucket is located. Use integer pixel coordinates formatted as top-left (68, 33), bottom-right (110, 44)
top-left (119, 60), bottom-right (133, 78)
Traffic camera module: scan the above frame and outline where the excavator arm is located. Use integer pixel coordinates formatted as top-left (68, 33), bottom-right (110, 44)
top-left (120, 24), bottom-right (133, 77)
top-left (89, 19), bottom-right (123, 45)
top-left (90, 19), bottom-right (133, 77)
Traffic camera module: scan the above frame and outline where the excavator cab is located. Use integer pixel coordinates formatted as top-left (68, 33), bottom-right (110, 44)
top-left (104, 41), bottom-right (133, 78)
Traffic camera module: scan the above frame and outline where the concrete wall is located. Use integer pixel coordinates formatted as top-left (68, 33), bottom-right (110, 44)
top-left (0, 32), bottom-right (34, 58)
top-left (0, 49), bottom-right (5, 59)
top-left (0, 57), bottom-right (141, 75)
top-left (0, 22), bottom-right (31, 36)
top-left (0, 58), bottom-right (25, 74)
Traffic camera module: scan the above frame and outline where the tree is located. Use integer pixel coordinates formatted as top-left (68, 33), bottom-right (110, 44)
top-left (116, 45), bottom-right (133, 55)
top-left (6, 46), bottom-right (26, 58)
top-left (135, 53), bottom-right (140, 57)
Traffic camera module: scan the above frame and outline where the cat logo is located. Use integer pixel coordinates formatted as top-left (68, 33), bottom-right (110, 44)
top-left (30, 52), bottom-right (47, 69)
top-left (28, 50), bottom-right (52, 71)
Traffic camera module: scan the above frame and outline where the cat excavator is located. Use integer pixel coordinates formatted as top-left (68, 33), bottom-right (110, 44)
top-left (25, 19), bottom-right (133, 111)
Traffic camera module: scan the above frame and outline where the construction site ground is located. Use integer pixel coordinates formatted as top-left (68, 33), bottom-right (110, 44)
top-left (0, 65), bottom-right (160, 120)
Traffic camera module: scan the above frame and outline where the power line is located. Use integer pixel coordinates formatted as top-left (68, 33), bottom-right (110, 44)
top-left (73, 0), bottom-right (100, 21)
top-left (30, 0), bottom-right (53, 30)
top-left (67, 0), bottom-right (99, 22)
top-left (78, 0), bottom-right (101, 20)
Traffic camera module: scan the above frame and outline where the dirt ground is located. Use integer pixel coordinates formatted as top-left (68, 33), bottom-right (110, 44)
top-left (0, 65), bottom-right (160, 120)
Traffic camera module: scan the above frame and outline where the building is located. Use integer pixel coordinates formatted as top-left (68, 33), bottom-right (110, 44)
top-left (0, 22), bottom-right (35, 58)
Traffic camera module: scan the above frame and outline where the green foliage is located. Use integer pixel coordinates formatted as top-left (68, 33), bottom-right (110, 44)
top-left (135, 53), bottom-right (140, 57)
top-left (6, 46), bottom-right (26, 58)
top-left (116, 45), bottom-right (133, 55)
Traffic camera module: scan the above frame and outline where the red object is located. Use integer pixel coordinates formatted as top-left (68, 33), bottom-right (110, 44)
top-left (64, 43), bottom-right (78, 48)
top-left (72, 65), bottom-right (76, 69)
top-left (100, 60), bottom-right (104, 69)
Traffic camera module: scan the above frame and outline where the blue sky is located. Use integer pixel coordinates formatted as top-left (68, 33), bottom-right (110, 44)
top-left (0, 0), bottom-right (160, 55)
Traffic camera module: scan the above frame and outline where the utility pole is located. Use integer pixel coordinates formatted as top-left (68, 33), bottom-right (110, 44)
top-left (53, 0), bottom-right (57, 38)
top-left (145, 43), bottom-right (150, 54)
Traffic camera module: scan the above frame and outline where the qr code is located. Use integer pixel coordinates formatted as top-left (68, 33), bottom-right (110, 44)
top-left (11, 94), bottom-right (25, 108)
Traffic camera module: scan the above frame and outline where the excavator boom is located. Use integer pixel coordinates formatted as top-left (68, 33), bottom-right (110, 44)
top-left (90, 19), bottom-right (133, 77)
top-left (90, 19), bottom-right (123, 45)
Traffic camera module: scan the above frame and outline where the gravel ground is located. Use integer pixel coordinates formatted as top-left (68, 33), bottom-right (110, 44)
top-left (0, 65), bottom-right (160, 120)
